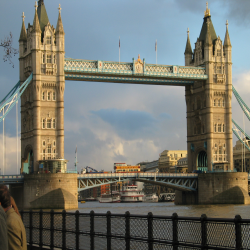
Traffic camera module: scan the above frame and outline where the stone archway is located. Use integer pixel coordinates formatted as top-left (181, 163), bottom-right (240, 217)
top-left (197, 150), bottom-right (207, 172)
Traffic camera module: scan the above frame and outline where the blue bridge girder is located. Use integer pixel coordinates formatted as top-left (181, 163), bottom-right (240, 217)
top-left (0, 175), bottom-right (24, 185)
top-left (64, 58), bottom-right (208, 86)
top-left (77, 173), bottom-right (199, 192)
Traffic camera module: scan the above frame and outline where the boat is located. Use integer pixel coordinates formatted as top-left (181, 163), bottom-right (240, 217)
top-left (99, 192), bottom-right (121, 203)
top-left (143, 193), bottom-right (158, 202)
top-left (85, 197), bottom-right (97, 202)
top-left (120, 185), bottom-right (144, 202)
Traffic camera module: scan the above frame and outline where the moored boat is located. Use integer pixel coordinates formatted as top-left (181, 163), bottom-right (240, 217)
top-left (143, 193), bottom-right (158, 202)
top-left (120, 185), bottom-right (144, 202)
top-left (99, 192), bottom-right (121, 203)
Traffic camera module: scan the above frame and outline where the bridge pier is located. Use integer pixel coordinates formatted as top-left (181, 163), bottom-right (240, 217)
top-left (10, 173), bottom-right (78, 210)
top-left (175, 172), bottom-right (250, 205)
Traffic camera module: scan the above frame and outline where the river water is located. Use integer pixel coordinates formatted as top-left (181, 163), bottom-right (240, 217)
top-left (70, 201), bottom-right (250, 219)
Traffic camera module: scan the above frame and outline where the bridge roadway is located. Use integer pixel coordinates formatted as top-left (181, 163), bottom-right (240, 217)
top-left (1, 173), bottom-right (250, 192)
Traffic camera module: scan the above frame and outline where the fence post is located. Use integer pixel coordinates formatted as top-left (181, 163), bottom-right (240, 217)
top-left (234, 215), bottom-right (242, 250)
top-left (148, 212), bottom-right (153, 250)
top-left (75, 210), bottom-right (80, 250)
top-left (50, 210), bottom-right (54, 249)
top-left (29, 209), bottom-right (33, 248)
top-left (201, 214), bottom-right (207, 249)
top-left (107, 211), bottom-right (111, 250)
top-left (39, 209), bottom-right (43, 249)
top-left (90, 210), bottom-right (95, 250)
top-left (62, 210), bottom-right (66, 250)
top-left (172, 213), bottom-right (178, 250)
top-left (125, 211), bottom-right (130, 250)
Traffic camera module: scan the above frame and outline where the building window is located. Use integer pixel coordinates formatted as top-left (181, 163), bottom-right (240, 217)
top-left (53, 119), bottom-right (56, 129)
top-left (53, 92), bottom-right (56, 101)
top-left (47, 54), bottom-right (52, 63)
top-left (47, 119), bottom-right (51, 129)
top-left (42, 92), bottom-right (45, 100)
top-left (217, 66), bottom-right (221, 73)
top-left (214, 124), bottom-right (217, 132)
top-left (43, 149), bottom-right (46, 160)
top-left (42, 119), bottom-right (46, 129)
top-left (42, 54), bottom-right (45, 63)
top-left (215, 151), bottom-right (217, 161)
top-left (46, 36), bottom-right (52, 45)
top-left (218, 100), bottom-right (221, 107)
top-left (222, 99), bottom-right (225, 107)
top-left (223, 124), bottom-right (225, 132)
top-left (217, 50), bottom-right (221, 57)
top-left (53, 141), bottom-right (56, 147)
top-left (42, 140), bottom-right (46, 146)
top-left (47, 144), bottom-right (51, 154)
top-left (54, 55), bottom-right (56, 64)
top-left (214, 99), bottom-right (216, 107)
top-left (215, 143), bottom-right (217, 148)
top-left (47, 92), bottom-right (51, 101)
top-left (224, 143), bottom-right (226, 148)
top-left (218, 124), bottom-right (222, 132)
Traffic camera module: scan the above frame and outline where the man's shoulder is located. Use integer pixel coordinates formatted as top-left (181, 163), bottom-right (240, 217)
top-left (6, 208), bottom-right (22, 228)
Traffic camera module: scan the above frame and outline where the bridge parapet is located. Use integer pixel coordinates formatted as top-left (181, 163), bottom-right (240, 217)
top-left (64, 58), bottom-right (207, 85)
top-left (0, 175), bottom-right (24, 184)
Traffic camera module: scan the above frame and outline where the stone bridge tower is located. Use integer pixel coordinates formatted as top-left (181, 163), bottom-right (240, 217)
top-left (19, 0), bottom-right (66, 173)
top-left (185, 4), bottom-right (233, 172)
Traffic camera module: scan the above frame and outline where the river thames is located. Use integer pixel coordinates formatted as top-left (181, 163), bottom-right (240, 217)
top-left (70, 201), bottom-right (250, 219)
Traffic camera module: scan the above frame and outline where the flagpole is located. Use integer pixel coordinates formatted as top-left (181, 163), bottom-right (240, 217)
top-left (155, 39), bottom-right (157, 64)
top-left (119, 36), bottom-right (120, 63)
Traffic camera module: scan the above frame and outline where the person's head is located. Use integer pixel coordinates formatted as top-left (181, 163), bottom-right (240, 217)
top-left (0, 185), bottom-right (11, 209)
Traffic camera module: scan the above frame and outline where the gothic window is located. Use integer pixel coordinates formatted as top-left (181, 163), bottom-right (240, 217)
top-left (224, 150), bottom-right (226, 161)
top-left (214, 99), bottom-right (217, 107)
top-left (53, 92), bottom-right (56, 101)
top-left (53, 119), bottom-right (56, 129)
top-left (46, 36), bottom-right (52, 45)
top-left (215, 143), bottom-right (217, 148)
top-left (224, 143), bottom-right (226, 148)
top-left (47, 92), bottom-right (51, 101)
top-left (42, 54), bottom-right (45, 63)
top-left (222, 99), bottom-right (225, 107)
top-left (42, 92), bottom-right (45, 100)
top-left (47, 55), bottom-right (52, 63)
top-left (223, 124), bottom-right (225, 132)
top-left (43, 149), bottom-right (46, 160)
top-left (214, 124), bottom-right (217, 132)
top-left (219, 146), bottom-right (222, 161)
top-left (217, 50), bottom-right (221, 57)
top-left (42, 119), bottom-right (46, 129)
top-left (42, 140), bottom-right (46, 146)
top-left (218, 124), bottom-right (222, 132)
top-left (217, 66), bottom-right (221, 73)
top-left (54, 55), bottom-right (56, 64)
top-left (53, 141), bottom-right (56, 147)
top-left (218, 100), bottom-right (221, 107)
top-left (215, 151), bottom-right (217, 161)
top-left (47, 119), bottom-right (51, 129)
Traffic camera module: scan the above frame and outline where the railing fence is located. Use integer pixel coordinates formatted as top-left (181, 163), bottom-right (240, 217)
top-left (20, 210), bottom-right (250, 250)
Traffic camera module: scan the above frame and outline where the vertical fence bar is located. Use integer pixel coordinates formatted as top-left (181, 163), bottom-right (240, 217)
top-left (172, 213), bottom-right (178, 250)
top-left (50, 210), bottom-right (54, 249)
top-left (62, 210), bottom-right (66, 250)
top-left (39, 209), bottom-right (43, 249)
top-left (125, 211), bottom-right (130, 250)
top-left (201, 214), bottom-right (207, 249)
top-left (107, 211), bottom-right (111, 250)
top-left (148, 212), bottom-right (153, 250)
top-left (75, 210), bottom-right (80, 250)
top-left (29, 209), bottom-right (33, 248)
top-left (90, 210), bottom-right (95, 250)
top-left (234, 215), bottom-right (242, 250)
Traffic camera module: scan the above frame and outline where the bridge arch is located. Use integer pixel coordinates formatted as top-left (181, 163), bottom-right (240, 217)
top-left (197, 150), bottom-right (207, 171)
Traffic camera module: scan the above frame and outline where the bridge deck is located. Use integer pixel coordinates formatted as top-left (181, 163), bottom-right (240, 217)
top-left (64, 59), bottom-right (208, 86)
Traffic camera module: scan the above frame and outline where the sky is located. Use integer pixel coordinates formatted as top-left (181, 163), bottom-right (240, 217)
top-left (1, 0), bottom-right (250, 174)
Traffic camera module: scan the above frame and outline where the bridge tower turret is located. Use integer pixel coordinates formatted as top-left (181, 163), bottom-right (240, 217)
top-left (20, 0), bottom-right (66, 173)
top-left (185, 3), bottom-right (233, 172)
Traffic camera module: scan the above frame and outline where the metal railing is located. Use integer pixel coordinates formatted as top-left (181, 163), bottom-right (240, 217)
top-left (20, 210), bottom-right (250, 250)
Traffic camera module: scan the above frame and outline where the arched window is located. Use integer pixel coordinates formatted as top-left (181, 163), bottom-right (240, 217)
top-left (218, 99), bottom-right (221, 107)
top-left (214, 124), bottom-right (217, 132)
top-left (214, 99), bottom-right (216, 107)
top-left (46, 36), bottom-right (52, 45)
top-left (53, 92), bottom-right (56, 101)
top-left (47, 92), bottom-right (51, 101)
top-left (222, 99), bottom-right (225, 107)
top-left (54, 54), bottom-right (56, 64)
top-left (42, 54), bottom-right (45, 63)
top-left (42, 92), bottom-right (45, 100)
top-left (218, 124), bottom-right (221, 132)
top-left (223, 124), bottom-right (225, 132)
top-left (42, 119), bottom-right (46, 129)
top-left (47, 119), bottom-right (51, 128)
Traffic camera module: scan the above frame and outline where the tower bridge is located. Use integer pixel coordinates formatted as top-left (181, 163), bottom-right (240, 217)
top-left (1, 1), bottom-right (250, 209)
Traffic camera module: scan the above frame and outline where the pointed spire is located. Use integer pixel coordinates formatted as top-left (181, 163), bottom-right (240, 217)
top-left (37, 0), bottom-right (49, 33)
top-left (224, 20), bottom-right (231, 47)
top-left (185, 28), bottom-right (192, 54)
top-left (56, 4), bottom-right (64, 35)
top-left (33, 1), bottom-right (41, 33)
top-left (19, 12), bottom-right (27, 41)
top-left (205, 20), bottom-right (212, 46)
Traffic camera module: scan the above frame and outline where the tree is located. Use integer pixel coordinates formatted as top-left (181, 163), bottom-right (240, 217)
top-left (0, 32), bottom-right (18, 68)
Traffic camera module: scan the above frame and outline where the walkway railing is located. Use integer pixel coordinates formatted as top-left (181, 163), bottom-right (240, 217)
top-left (21, 210), bottom-right (249, 250)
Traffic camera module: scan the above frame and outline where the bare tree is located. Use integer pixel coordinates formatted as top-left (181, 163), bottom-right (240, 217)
top-left (0, 32), bottom-right (19, 68)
